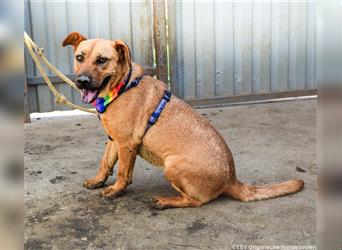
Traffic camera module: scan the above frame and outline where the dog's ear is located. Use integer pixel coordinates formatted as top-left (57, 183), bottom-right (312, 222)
top-left (113, 40), bottom-right (132, 67)
top-left (62, 32), bottom-right (87, 51)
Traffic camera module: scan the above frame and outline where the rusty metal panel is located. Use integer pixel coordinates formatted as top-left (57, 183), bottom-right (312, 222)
top-left (153, 0), bottom-right (168, 83)
top-left (167, 0), bottom-right (178, 95)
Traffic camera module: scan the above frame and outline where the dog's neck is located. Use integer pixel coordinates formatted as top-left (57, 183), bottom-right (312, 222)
top-left (98, 62), bottom-right (144, 98)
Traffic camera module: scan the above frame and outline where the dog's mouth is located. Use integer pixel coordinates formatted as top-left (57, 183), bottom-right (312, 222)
top-left (80, 75), bottom-right (112, 103)
top-left (81, 89), bottom-right (98, 103)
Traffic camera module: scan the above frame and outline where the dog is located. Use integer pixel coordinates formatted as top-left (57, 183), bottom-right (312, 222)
top-left (62, 32), bottom-right (304, 209)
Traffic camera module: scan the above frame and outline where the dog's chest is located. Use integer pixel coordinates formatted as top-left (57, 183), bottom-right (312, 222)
top-left (99, 108), bottom-right (164, 167)
top-left (138, 145), bottom-right (164, 167)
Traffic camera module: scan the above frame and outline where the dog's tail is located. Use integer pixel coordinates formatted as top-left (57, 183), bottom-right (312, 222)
top-left (223, 178), bottom-right (304, 202)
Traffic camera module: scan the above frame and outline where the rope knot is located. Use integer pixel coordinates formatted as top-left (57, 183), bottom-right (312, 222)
top-left (37, 47), bottom-right (44, 56)
top-left (55, 94), bottom-right (66, 104)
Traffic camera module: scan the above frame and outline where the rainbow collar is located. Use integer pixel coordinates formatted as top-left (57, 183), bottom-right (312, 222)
top-left (91, 71), bottom-right (143, 113)
top-left (91, 81), bottom-right (126, 113)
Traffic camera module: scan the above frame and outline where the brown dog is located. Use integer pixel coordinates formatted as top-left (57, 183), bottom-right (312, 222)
top-left (62, 32), bottom-right (304, 209)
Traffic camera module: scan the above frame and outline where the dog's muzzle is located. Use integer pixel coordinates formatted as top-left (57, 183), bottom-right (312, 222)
top-left (78, 75), bottom-right (113, 103)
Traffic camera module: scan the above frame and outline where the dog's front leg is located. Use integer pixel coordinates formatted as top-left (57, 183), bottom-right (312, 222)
top-left (83, 140), bottom-right (118, 189)
top-left (100, 143), bottom-right (138, 199)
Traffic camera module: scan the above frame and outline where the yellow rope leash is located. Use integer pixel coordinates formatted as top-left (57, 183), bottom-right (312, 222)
top-left (24, 32), bottom-right (96, 114)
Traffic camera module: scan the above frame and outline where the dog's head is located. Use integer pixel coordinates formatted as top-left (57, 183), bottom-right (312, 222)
top-left (62, 32), bottom-right (131, 103)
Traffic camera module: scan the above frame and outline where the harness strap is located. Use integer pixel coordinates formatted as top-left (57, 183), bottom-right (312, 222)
top-left (122, 76), bottom-right (142, 93)
top-left (103, 89), bottom-right (171, 141)
top-left (96, 70), bottom-right (171, 141)
top-left (145, 90), bottom-right (171, 133)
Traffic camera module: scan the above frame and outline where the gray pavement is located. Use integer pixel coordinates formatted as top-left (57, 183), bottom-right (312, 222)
top-left (24, 99), bottom-right (316, 250)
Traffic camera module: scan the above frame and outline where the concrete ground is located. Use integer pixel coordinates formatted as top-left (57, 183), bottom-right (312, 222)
top-left (24, 99), bottom-right (316, 250)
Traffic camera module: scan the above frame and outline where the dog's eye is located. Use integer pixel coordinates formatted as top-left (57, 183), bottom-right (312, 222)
top-left (97, 57), bottom-right (108, 64)
top-left (76, 55), bottom-right (84, 62)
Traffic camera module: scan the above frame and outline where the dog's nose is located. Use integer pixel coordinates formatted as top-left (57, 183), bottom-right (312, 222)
top-left (76, 75), bottom-right (92, 88)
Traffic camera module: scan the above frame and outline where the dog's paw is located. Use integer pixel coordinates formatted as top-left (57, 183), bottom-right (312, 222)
top-left (83, 178), bottom-right (105, 189)
top-left (100, 186), bottom-right (124, 199)
top-left (152, 197), bottom-right (168, 210)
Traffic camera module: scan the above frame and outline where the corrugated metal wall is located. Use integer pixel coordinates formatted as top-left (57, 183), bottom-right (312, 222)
top-left (170, 1), bottom-right (316, 101)
top-left (25, 0), bottom-right (154, 112)
top-left (25, 0), bottom-right (316, 113)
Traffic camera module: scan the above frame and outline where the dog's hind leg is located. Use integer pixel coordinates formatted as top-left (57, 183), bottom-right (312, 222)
top-left (153, 158), bottom-right (227, 209)
top-left (83, 140), bottom-right (118, 189)
top-left (153, 183), bottom-right (203, 209)
top-left (153, 164), bottom-right (214, 209)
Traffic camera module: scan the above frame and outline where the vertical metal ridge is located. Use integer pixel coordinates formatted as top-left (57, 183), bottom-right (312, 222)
top-left (64, 0), bottom-right (74, 80)
top-left (52, 3), bottom-right (58, 68)
top-left (180, 2), bottom-right (184, 98)
top-left (193, 1), bottom-right (198, 98)
top-left (232, 0), bottom-right (236, 95)
top-left (42, 0), bottom-right (54, 110)
top-left (313, 2), bottom-right (317, 87)
top-left (151, 0), bottom-right (155, 66)
top-left (251, 1), bottom-right (254, 94)
top-left (108, 0), bottom-right (113, 39)
top-left (213, 2), bottom-right (217, 96)
top-left (27, 0), bottom-right (35, 76)
top-left (305, 1), bottom-right (308, 89)
top-left (42, 0), bottom-right (50, 70)
top-left (269, 0), bottom-right (273, 92)
top-left (287, 1), bottom-right (290, 91)
top-left (129, 0), bottom-right (135, 60)
top-left (86, 0), bottom-right (91, 37)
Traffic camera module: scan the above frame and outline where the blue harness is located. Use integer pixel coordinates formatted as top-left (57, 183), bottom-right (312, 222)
top-left (99, 74), bottom-right (171, 140)
top-left (145, 90), bottom-right (171, 133)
